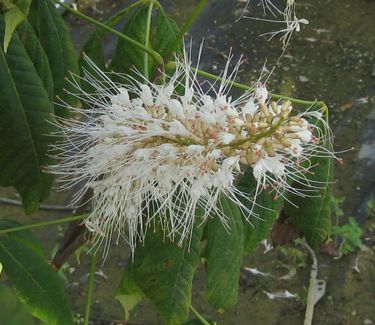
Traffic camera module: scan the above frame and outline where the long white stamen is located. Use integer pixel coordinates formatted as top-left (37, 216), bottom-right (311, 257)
top-left (49, 51), bottom-right (335, 256)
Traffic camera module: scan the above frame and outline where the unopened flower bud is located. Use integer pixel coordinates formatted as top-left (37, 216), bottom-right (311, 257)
top-left (280, 137), bottom-right (292, 147)
top-left (247, 151), bottom-right (259, 164)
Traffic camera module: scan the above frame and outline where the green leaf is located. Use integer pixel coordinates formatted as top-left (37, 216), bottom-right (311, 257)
top-left (80, 4), bottom-right (141, 70)
top-left (116, 264), bottom-right (145, 321)
top-left (84, 3), bottom-right (181, 84)
top-left (0, 219), bottom-right (45, 257)
top-left (2, 0), bottom-right (30, 12)
top-left (0, 283), bottom-right (36, 325)
top-left (0, 237), bottom-right (74, 325)
top-left (0, 18), bottom-right (55, 213)
top-left (80, 29), bottom-right (106, 74)
top-left (155, 6), bottom-right (182, 59)
top-left (79, 5), bottom-right (138, 95)
top-left (332, 217), bottom-right (363, 255)
top-left (236, 169), bottom-right (283, 255)
top-left (122, 223), bottom-right (203, 325)
top-left (17, 19), bottom-right (54, 100)
top-left (31, 0), bottom-right (79, 116)
top-left (111, 4), bottom-right (154, 78)
top-left (4, 6), bottom-right (25, 51)
top-left (284, 123), bottom-right (333, 250)
top-left (204, 195), bottom-right (244, 310)
top-left (2, 0), bottom-right (31, 52)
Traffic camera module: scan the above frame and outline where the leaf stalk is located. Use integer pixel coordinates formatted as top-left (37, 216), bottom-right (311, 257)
top-left (144, 1), bottom-right (154, 79)
top-left (165, 61), bottom-right (329, 112)
top-left (0, 214), bottom-right (87, 235)
top-left (83, 253), bottom-right (97, 325)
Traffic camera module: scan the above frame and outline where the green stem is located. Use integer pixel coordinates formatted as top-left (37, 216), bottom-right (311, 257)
top-left (83, 253), bottom-right (97, 325)
top-left (0, 214), bottom-right (87, 235)
top-left (51, 0), bottom-right (163, 65)
top-left (144, 1), bottom-right (154, 79)
top-left (189, 305), bottom-right (212, 325)
top-left (189, 64), bottom-right (252, 91)
top-left (194, 67), bottom-right (318, 106)
top-left (167, 0), bottom-right (209, 59)
top-left (166, 61), bottom-right (328, 111)
top-left (229, 116), bottom-right (285, 148)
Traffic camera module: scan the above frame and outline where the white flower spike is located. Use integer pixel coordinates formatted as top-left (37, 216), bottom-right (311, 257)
top-left (50, 51), bottom-right (334, 255)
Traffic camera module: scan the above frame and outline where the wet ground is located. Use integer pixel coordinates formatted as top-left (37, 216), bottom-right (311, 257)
top-left (1, 0), bottom-right (375, 324)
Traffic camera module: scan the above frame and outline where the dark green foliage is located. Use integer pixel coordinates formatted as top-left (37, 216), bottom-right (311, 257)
top-left (0, 18), bottom-right (55, 213)
top-left (236, 168), bottom-right (283, 255)
top-left (17, 19), bottom-right (54, 99)
top-left (112, 4), bottom-right (153, 78)
top-left (204, 195), bottom-right (244, 310)
top-left (0, 219), bottom-right (45, 257)
top-left (0, 283), bottom-right (36, 325)
top-left (117, 223), bottom-right (203, 325)
top-left (155, 6), bottom-right (181, 59)
top-left (111, 3), bottom-right (182, 79)
top-left (30, 0), bottom-right (79, 116)
top-left (284, 121), bottom-right (333, 250)
top-left (116, 264), bottom-right (145, 321)
top-left (0, 235), bottom-right (73, 324)
top-left (80, 4), bottom-right (141, 71)
top-left (2, 0), bottom-right (31, 52)
top-left (79, 5), bottom-right (138, 96)
top-left (0, 0), bottom-right (80, 211)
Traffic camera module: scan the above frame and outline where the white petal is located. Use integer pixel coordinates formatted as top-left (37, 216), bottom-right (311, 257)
top-left (140, 84), bottom-right (154, 106)
top-left (186, 145), bottom-right (205, 155)
top-left (255, 86), bottom-right (268, 104)
top-left (219, 132), bottom-right (236, 144)
top-left (168, 99), bottom-right (184, 118)
top-left (111, 88), bottom-right (131, 107)
top-left (169, 120), bottom-right (191, 137)
top-left (265, 155), bottom-right (285, 177)
top-left (242, 100), bottom-right (258, 116)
